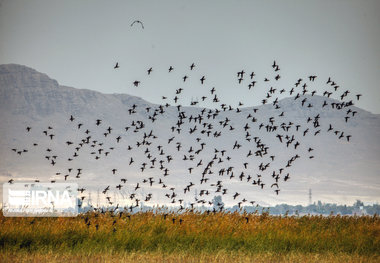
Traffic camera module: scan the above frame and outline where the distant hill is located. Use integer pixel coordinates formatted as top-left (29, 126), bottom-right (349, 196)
top-left (0, 64), bottom-right (379, 206)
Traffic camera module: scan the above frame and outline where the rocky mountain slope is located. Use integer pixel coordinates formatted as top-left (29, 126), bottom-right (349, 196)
top-left (0, 64), bottom-right (379, 206)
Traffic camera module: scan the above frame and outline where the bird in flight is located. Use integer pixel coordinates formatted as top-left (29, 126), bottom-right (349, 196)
top-left (131, 20), bottom-right (144, 29)
top-left (114, 62), bottom-right (119, 69)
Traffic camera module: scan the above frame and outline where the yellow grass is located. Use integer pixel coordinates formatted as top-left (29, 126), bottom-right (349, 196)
top-left (1, 211), bottom-right (379, 262)
top-left (1, 251), bottom-right (379, 263)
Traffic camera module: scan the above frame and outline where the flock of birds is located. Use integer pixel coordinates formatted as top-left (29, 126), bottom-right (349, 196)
top-left (9, 60), bottom-right (363, 222)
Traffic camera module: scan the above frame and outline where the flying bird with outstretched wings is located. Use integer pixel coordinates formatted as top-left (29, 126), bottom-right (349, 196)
top-left (131, 20), bottom-right (144, 29)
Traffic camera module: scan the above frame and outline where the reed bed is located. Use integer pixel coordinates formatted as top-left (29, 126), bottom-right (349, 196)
top-left (0, 211), bottom-right (379, 261)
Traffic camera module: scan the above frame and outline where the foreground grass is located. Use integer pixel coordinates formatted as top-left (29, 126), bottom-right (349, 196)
top-left (1, 251), bottom-right (379, 263)
top-left (0, 211), bottom-right (379, 261)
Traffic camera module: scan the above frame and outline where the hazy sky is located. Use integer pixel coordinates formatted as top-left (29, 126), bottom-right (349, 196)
top-left (1, 0), bottom-right (379, 113)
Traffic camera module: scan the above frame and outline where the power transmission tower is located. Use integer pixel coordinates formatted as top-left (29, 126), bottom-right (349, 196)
top-left (87, 191), bottom-right (92, 207)
top-left (309, 188), bottom-right (312, 205)
top-left (96, 189), bottom-right (100, 208)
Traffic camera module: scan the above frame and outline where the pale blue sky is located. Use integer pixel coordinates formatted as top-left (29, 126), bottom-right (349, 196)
top-left (1, 0), bottom-right (379, 113)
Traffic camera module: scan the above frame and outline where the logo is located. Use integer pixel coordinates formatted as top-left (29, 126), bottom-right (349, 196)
top-left (3, 183), bottom-right (78, 217)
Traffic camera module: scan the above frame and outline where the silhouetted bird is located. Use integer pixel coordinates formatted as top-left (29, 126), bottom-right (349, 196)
top-left (130, 20), bottom-right (144, 29)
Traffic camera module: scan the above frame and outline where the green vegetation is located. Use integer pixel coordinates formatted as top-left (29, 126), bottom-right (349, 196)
top-left (0, 211), bottom-right (379, 262)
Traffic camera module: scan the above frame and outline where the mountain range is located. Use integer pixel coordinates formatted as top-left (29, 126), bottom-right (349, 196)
top-left (0, 64), bottom-right (379, 206)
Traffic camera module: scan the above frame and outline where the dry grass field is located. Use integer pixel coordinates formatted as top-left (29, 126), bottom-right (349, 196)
top-left (1, 211), bottom-right (379, 262)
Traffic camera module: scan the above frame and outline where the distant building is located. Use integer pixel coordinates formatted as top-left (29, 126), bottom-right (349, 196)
top-left (352, 206), bottom-right (367, 216)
